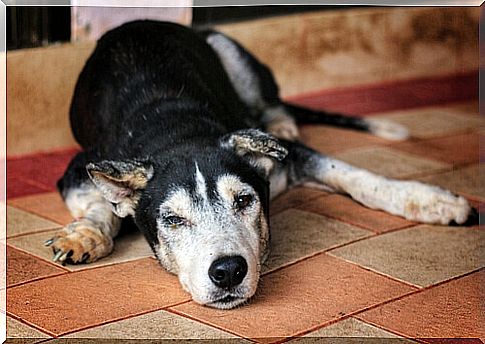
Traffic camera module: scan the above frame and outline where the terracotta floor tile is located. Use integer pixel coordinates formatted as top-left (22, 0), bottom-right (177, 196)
top-left (298, 194), bottom-right (414, 233)
top-left (7, 258), bottom-right (190, 336)
top-left (371, 108), bottom-right (484, 139)
top-left (418, 165), bottom-right (483, 201)
top-left (7, 316), bottom-right (51, 339)
top-left (8, 192), bottom-right (73, 226)
top-left (8, 227), bottom-right (154, 272)
top-left (7, 149), bottom-right (79, 201)
top-left (299, 126), bottom-right (388, 155)
top-left (334, 146), bottom-right (449, 179)
top-left (447, 101), bottom-right (479, 116)
top-left (264, 209), bottom-right (371, 273)
top-left (391, 133), bottom-right (479, 167)
top-left (270, 187), bottom-right (328, 216)
top-left (8, 158), bottom-right (65, 191)
top-left (7, 206), bottom-right (60, 238)
top-left (7, 178), bottom-right (51, 200)
top-left (288, 72), bottom-right (477, 116)
top-left (355, 270), bottom-right (484, 339)
top-left (329, 225), bottom-right (485, 287)
top-left (7, 246), bottom-right (66, 287)
top-left (170, 254), bottom-right (416, 341)
top-left (296, 317), bottom-right (411, 341)
top-left (7, 149), bottom-right (78, 179)
top-left (63, 309), bottom-right (243, 340)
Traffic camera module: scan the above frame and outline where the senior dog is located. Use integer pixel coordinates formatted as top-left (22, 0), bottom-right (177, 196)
top-left (45, 21), bottom-right (475, 309)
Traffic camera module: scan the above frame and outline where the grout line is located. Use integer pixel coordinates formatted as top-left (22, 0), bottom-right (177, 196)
top-left (366, 223), bottom-right (418, 236)
top-left (400, 161), bottom-right (479, 181)
top-left (270, 192), bottom-right (331, 217)
top-left (349, 267), bottom-right (485, 320)
top-left (289, 290), bottom-right (421, 341)
top-left (7, 203), bottom-right (70, 227)
top-left (32, 339), bottom-right (55, 344)
top-left (6, 256), bottom-right (159, 287)
top-left (261, 229), bottom-right (391, 277)
top-left (352, 316), bottom-right (429, 343)
top-left (7, 271), bottom-right (69, 289)
top-left (279, 288), bottom-right (420, 342)
top-left (6, 311), bottom-right (58, 338)
top-left (55, 300), bottom-right (192, 338)
top-left (165, 307), bottom-right (258, 343)
top-left (60, 256), bottom-right (156, 274)
top-left (6, 226), bottom-right (62, 240)
top-left (295, 197), bottom-right (418, 234)
top-left (325, 253), bottom-right (423, 290)
top-left (6, 244), bottom-right (71, 272)
top-left (55, 254), bottom-right (158, 273)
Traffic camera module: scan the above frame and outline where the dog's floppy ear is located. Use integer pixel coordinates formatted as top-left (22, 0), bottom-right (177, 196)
top-left (86, 160), bottom-right (154, 218)
top-left (220, 129), bottom-right (288, 176)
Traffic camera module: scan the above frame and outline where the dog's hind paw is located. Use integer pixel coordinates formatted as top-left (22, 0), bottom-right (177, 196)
top-left (266, 118), bottom-right (300, 142)
top-left (401, 183), bottom-right (472, 225)
top-left (44, 219), bottom-right (113, 264)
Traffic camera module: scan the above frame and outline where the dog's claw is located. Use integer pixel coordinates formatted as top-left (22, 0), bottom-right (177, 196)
top-left (52, 250), bottom-right (63, 262)
top-left (59, 252), bottom-right (69, 262)
top-left (44, 238), bottom-right (54, 247)
top-left (81, 252), bottom-right (90, 263)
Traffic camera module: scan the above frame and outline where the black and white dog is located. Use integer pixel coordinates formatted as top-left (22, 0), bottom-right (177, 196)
top-left (45, 21), bottom-right (474, 309)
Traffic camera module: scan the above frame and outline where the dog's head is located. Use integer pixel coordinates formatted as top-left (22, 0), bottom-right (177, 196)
top-left (86, 129), bottom-right (287, 309)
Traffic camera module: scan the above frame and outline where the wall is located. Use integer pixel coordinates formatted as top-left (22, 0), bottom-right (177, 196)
top-left (6, 6), bottom-right (480, 156)
top-left (71, 5), bottom-right (192, 42)
top-left (215, 7), bottom-right (479, 97)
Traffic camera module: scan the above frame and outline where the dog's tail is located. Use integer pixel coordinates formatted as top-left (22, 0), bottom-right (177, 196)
top-left (283, 102), bottom-right (409, 141)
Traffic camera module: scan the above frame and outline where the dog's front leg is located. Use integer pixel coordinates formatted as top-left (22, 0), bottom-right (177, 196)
top-left (45, 184), bottom-right (121, 264)
top-left (286, 142), bottom-right (474, 225)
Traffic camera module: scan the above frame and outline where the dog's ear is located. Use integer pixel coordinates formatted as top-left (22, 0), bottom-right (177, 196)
top-left (86, 160), bottom-right (154, 218)
top-left (220, 129), bottom-right (288, 176)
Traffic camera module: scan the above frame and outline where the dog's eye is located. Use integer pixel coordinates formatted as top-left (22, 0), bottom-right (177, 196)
top-left (164, 215), bottom-right (186, 227)
top-left (235, 194), bottom-right (253, 210)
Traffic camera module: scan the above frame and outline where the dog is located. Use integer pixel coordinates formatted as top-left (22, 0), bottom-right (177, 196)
top-left (45, 20), bottom-right (475, 309)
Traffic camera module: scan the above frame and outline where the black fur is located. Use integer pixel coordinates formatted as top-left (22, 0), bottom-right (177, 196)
top-left (59, 20), bottom-right (379, 251)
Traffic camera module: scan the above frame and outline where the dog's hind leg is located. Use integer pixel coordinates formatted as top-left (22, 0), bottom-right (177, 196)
top-left (203, 30), bottom-right (409, 142)
top-left (45, 152), bottom-right (121, 264)
top-left (281, 142), bottom-right (474, 225)
top-left (203, 30), bottom-right (300, 142)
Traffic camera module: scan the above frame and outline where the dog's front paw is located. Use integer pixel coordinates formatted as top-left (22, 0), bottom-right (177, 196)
top-left (402, 183), bottom-right (474, 225)
top-left (44, 220), bottom-right (113, 264)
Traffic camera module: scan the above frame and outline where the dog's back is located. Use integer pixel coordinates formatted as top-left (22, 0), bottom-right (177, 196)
top-left (70, 20), bottom-right (251, 156)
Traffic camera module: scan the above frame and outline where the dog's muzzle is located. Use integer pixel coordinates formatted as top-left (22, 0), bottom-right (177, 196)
top-left (205, 255), bottom-right (250, 308)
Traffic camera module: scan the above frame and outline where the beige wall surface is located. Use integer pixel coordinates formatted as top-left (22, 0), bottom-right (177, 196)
top-left (216, 7), bottom-right (479, 98)
top-left (71, 6), bottom-right (192, 42)
top-left (7, 42), bottom-right (94, 156)
top-left (7, 7), bottom-right (480, 156)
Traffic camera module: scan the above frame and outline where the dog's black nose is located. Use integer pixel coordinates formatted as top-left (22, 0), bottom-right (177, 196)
top-left (208, 255), bottom-right (248, 289)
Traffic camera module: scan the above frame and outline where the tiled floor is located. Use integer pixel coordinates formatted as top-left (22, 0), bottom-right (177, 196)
top-left (5, 74), bottom-right (483, 343)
